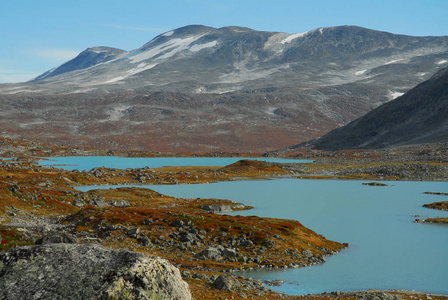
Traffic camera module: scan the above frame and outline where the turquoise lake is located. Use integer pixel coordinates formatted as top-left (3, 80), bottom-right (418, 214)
top-left (58, 157), bottom-right (448, 296)
top-left (38, 156), bottom-right (311, 171)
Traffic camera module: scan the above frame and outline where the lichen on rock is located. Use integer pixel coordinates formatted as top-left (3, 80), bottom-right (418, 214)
top-left (0, 243), bottom-right (191, 300)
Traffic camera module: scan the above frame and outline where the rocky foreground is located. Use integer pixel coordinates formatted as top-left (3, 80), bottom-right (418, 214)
top-left (0, 242), bottom-right (191, 300)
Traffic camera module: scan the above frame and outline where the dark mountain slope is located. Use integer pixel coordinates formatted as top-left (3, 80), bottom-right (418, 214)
top-left (307, 66), bottom-right (448, 150)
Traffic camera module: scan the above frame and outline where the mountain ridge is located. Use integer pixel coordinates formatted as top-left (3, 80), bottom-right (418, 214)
top-left (1, 24), bottom-right (448, 152)
top-left (2, 24), bottom-right (447, 96)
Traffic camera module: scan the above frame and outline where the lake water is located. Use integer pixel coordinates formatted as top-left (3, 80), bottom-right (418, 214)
top-left (38, 156), bottom-right (311, 171)
top-left (77, 179), bottom-right (448, 295)
top-left (66, 157), bottom-right (448, 295)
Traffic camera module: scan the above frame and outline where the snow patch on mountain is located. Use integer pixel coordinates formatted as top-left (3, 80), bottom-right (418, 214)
top-left (163, 31), bottom-right (174, 37)
top-left (280, 32), bottom-right (308, 44)
top-left (355, 69), bottom-right (367, 75)
top-left (189, 41), bottom-right (217, 52)
top-left (389, 90), bottom-right (404, 100)
top-left (129, 35), bottom-right (206, 63)
top-left (105, 63), bottom-right (158, 83)
top-left (385, 59), bottom-right (404, 65)
top-left (438, 59), bottom-right (447, 65)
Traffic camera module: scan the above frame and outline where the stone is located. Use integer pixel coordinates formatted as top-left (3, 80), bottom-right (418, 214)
top-left (180, 232), bottom-right (198, 243)
top-left (201, 205), bottom-right (233, 213)
top-left (108, 200), bottom-right (130, 208)
top-left (142, 218), bottom-right (154, 225)
top-left (240, 239), bottom-right (254, 247)
top-left (137, 234), bottom-right (152, 246)
top-left (9, 184), bottom-right (20, 193)
top-left (213, 275), bottom-right (239, 292)
top-left (107, 225), bottom-right (121, 231)
top-left (72, 198), bottom-right (86, 207)
top-left (91, 168), bottom-right (103, 177)
top-left (197, 247), bottom-right (221, 260)
top-left (222, 248), bottom-right (237, 258)
top-left (0, 243), bottom-right (191, 300)
top-left (171, 219), bottom-right (184, 227)
top-left (90, 198), bottom-right (108, 208)
top-left (302, 249), bottom-right (313, 258)
top-left (126, 227), bottom-right (141, 238)
top-left (35, 232), bottom-right (78, 245)
top-left (272, 279), bottom-right (284, 286)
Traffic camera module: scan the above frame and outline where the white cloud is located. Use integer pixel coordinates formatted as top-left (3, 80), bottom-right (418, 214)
top-left (0, 68), bottom-right (39, 83)
top-left (105, 24), bottom-right (167, 32)
top-left (31, 48), bottom-right (80, 62)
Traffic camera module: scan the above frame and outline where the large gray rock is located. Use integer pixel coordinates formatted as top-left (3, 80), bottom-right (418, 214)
top-left (0, 243), bottom-right (191, 300)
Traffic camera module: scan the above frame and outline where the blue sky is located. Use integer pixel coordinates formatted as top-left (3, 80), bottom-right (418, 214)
top-left (1, 0), bottom-right (447, 83)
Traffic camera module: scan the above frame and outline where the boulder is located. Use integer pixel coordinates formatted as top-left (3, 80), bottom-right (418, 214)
top-left (72, 198), bottom-right (86, 207)
top-left (197, 247), bottom-right (221, 260)
top-left (35, 232), bottom-right (78, 245)
top-left (0, 243), bottom-right (191, 300)
top-left (90, 198), bottom-right (109, 208)
top-left (126, 227), bottom-right (141, 238)
top-left (213, 275), bottom-right (239, 292)
top-left (180, 232), bottom-right (198, 243)
top-left (222, 248), bottom-right (237, 258)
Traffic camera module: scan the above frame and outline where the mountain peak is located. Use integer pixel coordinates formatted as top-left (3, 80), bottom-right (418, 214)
top-left (33, 46), bottom-right (127, 81)
top-left (161, 25), bottom-right (215, 37)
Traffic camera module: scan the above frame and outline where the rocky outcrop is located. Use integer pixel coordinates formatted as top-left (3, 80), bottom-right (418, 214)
top-left (362, 182), bottom-right (389, 186)
top-left (201, 203), bottom-right (247, 213)
top-left (201, 204), bottom-right (233, 213)
top-left (323, 291), bottom-right (402, 299)
top-left (0, 243), bottom-right (191, 300)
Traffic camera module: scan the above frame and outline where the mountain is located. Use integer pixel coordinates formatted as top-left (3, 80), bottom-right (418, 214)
top-left (34, 47), bottom-right (128, 81)
top-left (3, 25), bottom-right (448, 95)
top-left (303, 66), bottom-right (448, 150)
top-left (1, 25), bottom-right (448, 152)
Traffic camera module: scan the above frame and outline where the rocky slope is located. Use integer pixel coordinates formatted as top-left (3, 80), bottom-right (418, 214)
top-left (0, 243), bottom-right (191, 300)
top-left (301, 66), bottom-right (448, 150)
top-left (1, 25), bottom-right (448, 152)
